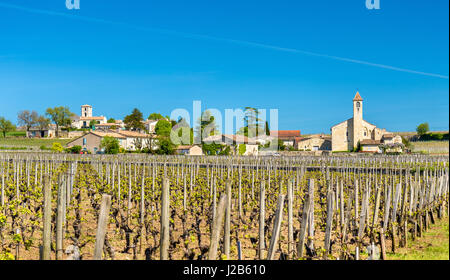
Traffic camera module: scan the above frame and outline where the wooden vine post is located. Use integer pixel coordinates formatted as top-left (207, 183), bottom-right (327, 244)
top-left (41, 175), bottom-right (52, 260)
top-left (93, 194), bottom-right (112, 260)
top-left (208, 194), bottom-right (227, 260)
top-left (267, 194), bottom-right (285, 260)
top-left (160, 177), bottom-right (170, 260)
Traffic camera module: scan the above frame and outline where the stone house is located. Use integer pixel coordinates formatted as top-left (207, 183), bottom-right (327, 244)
top-left (66, 130), bottom-right (152, 153)
top-left (95, 121), bottom-right (125, 131)
top-left (117, 130), bottom-right (153, 151)
top-left (144, 119), bottom-right (160, 134)
top-left (250, 135), bottom-right (275, 146)
top-left (360, 139), bottom-right (382, 153)
top-left (26, 124), bottom-right (57, 138)
top-left (331, 92), bottom-right (402, 152)
top-left (296, 134), bottom-right (332, 151)
top-left (270, 130), bottom-right (301, 147)
top-left (66, 131), bottom-right (126, 154)
top-left (175, 145), bottom-right (203, 156)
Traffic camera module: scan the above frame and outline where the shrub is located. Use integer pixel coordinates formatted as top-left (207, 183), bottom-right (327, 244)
top-left (100, 136), bottom-right (120, 154)
top-left (66, 145), bottom-right (82, 154)
top-left (51, 142), bottom-right (64, 153)
top-left (155, 137), bottom-right (175, 155)
top-left (218, 146), bottom-right (230, 155)
top-left (0, 146), bottom-right (28, 150)
top-left (419, 132), bottom-right (449, 141)
top-left (238, 144), bottom-right (246, 155)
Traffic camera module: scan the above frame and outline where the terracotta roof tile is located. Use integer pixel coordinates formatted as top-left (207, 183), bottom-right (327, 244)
top-left (80, 116), bottom-right (105, 121)
top-left (270, 130), bottom-right (301, 138)
top-left (118, 131), bottom-right (151, 138)
top-left (91, 131), bottom-right (126, 139)
top-left (353, 92), bottom-right (363, 101)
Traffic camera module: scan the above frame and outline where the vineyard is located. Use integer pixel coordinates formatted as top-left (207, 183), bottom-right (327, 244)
top-left (0, 153), bottom-right (448, 260)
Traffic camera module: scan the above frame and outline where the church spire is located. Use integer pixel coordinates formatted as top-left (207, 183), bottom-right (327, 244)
top-left (353, 91), bottom-right (363, 101)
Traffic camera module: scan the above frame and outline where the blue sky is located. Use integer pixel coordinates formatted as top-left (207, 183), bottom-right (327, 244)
top-left (0, 0), bottom-right (448, 134)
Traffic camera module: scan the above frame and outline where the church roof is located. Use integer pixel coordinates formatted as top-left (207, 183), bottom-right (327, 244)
top-left (353, 92), bottom-right (363, 101)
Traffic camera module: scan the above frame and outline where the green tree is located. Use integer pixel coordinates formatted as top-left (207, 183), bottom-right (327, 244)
top-left (155, 119), bottom-right (172, 137)
top-left (107, 118), bottom-right (116, 123)
top-left (278, 139), bottom-right (286, 151)
top-left (265, 121), bottom-right (270, 136)
top-left (416, 123), bottom-right (429, 137)
top-left (0, 117), bottom-right (16, 138)
top-left (148, 113), bottom-right (164, 120)
top-left (194, 110), bottom-right (219, 144)
top-left (89, 120), bottom-right (99, 129)
top-left (156, 137), bottom-right (175, 155)
top-left (202, 143), bottom-right (224, 155)
top-left (17, 110), bottom-right (38, 133)
top-left (100, 136), bottom-right (120, 154)
top-left (46, 106), bottom-right (73, 137)
top-left (124, 108), bottom-right (145, 131)
top-left (244, 107), bottom-right (265, 138)
top-left (402, 136), bottom-right (413, 150)
top-left (171, 118), bottom-right (192, 145)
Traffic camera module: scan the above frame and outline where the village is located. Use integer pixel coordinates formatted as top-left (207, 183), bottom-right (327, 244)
top-left (1, 92), bottom-right (410, 156)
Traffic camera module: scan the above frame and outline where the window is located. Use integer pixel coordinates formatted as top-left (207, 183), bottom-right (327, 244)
top-left (83, 138), bottom-right (86, 145)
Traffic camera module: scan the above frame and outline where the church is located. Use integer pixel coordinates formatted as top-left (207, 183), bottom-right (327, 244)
top-left (331, 92), bottom-right (402, 152)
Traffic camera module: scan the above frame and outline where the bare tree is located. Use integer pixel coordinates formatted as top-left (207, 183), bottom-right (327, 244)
top-left (36, 115), bottom-right (51, 130)
top-left (17, 110), bottom-right (38, 135)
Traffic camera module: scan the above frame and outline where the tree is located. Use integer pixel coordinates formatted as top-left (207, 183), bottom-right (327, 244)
top-left (100, 136), bottom-right (120, 154)
top-left (244, 107), bottom-right (265, 138)
top-left (155, 137), bottom-right (175, 155)
top-left (171, 118), bottom-right (192, 145)
top-left (148, 113), bottom-right (164, 121)
top-left (36, 115), bottom-right (51, 130)
top-left (46, 106), bottom-right (73, 137)
top-left (401, 136), bottom-right (413, 151)
top-left (107, 118), bottom-right (116, 123)
top-left (89, 120), bottom-right (99, 129)
top-left (155, 119), bottom-right (172, 137)
top-left (0, 117), bottom-right (16, 137)
top-left (17, 110), bottom-right (38, 133)
top-left (277, 139), bottom-right (286, 151)
top-left (124, 108), bottom-right (145, 131)
top-left (194, 110), bottom-right (219, 144)
top-left (153, 119), bottom-right (176, 154)
top-left (202, 143), bottom-right (224, 155)
top-left (265, 121), bottom-right (270, 136)
top-left (416, 123), bottom-right (429, 137)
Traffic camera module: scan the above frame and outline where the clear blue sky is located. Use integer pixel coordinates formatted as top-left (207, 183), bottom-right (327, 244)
top-left (0, 0), bottom-right (448, 134)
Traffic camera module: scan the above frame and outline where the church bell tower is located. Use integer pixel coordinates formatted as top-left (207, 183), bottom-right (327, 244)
top-left (352, 92), bottom-right (363, 150)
